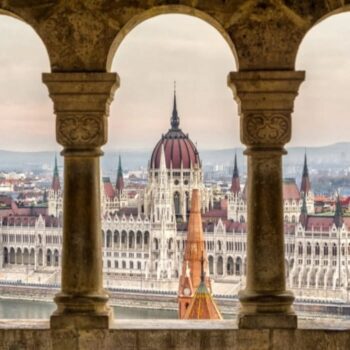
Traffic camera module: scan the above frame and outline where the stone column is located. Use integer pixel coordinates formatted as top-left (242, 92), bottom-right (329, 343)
top-left (43, 72), bottom-right (119, 329)
top-left (228, 70), bottom-right (304, 329)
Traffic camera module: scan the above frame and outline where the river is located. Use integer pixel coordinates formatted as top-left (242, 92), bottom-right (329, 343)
top-left (0, 298), bottom-right (178, 319)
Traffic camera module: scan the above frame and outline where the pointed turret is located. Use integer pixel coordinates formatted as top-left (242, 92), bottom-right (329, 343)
top-left (116, 155), bottom-right (124, 197)
top-left (300, 152), bottom-right (311, 195)
top-left (170, 82), bottom-right (180, 130)
top-left (51, 155), bottom-right (61, 192)
top-left (183, 255), bottom-right (222, 320)
top-left (334, 193), bottom-right (343, 229)
top-left (230, 152), bottom-right (240, 195)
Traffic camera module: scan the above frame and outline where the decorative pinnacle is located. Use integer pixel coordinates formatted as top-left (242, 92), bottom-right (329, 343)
top-left (233, 152), bottom-right (239, 177)
top-left (303, 150), bottom-right (309, 177)
top-left (171, 81), bottom-right (180, 130)
top-left (117, 155), bottom-right (123, 177)
top-left (54, 154), bottom-right (59, 177)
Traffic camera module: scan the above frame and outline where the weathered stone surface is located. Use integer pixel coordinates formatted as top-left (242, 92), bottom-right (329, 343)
top-left (0, 1), bottom-right (350, 71)
top-left (42, 73), bottom-right (118, 330)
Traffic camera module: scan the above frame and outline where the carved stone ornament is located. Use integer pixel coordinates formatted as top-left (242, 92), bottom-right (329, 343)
top-left (57, 114), bottom-right (105, 148)
top-left (242, 113), bottom-right (291, 147)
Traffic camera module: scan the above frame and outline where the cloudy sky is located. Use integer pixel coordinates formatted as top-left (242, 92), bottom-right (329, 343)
top-left (0, 13), bottom-right (349, 152)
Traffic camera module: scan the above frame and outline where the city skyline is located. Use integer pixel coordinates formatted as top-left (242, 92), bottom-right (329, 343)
top-left (0, 13), bottom-right (349, 151)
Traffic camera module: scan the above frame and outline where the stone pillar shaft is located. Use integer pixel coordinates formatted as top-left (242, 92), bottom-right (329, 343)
top-left (43, 72), bottom-right (119, 329)
top-left (228, 70), bottom-right (305, 329)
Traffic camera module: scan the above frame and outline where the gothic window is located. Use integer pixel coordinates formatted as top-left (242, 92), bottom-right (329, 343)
top-left (174, 192), bottom-right (180, 215)
top-left (324, 244), bottom-right (328, 256)
top-left (144, 232), bottom-right (150, 246)
top-left (208, 256), bottom-right (214, 275)
top-left (227, 257), bottom-right (234, 275)
top-left (130, 261), bottom-right (134, 269)
top-left (332, 244), bottom-right (337, 257)
top-left (114, 231), bottom-right (119, 244)
top-left (315, 243), bottom-right (320, 255)
top-left (298, 243), bottom-right (303, 256)
top-left (137, 261), bottom-right (141, 270)
top-left (235, 257), bottom-right (242, 276)
top-left (114, 261), bottom-right (118, 268)
top-left (307, 242), bottom-right (311, 255)
top-left (217, 256), bottom-right (223, 275)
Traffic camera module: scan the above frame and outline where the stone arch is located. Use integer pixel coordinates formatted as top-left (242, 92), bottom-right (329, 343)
top-left (9, 247), bottom-right (15, 264)
top-left (227, 256), bottom-right (234, 276)
top-left (16, 248), bottom-right (22, 265)
top-left (235, 257), bottom-right (242, 276)
top-left (121, 230), bottom-right (127, 249)
top-left (30, 248), bottom-right (35, 266)
top-left (173, 192), bottom-right (181, 216)
top-left (136, 231), bottom-right (142, 249)
top-left (216, 255), bottom-right (223, 276)
top-left (106, 230), bottom-right (112, 248)
top-left (153, 238), bottom-right (159, 251)
top-left (144, 231), bottom-right (150, 248)
top-left (3, 247), bottom-right (8, 265)
top-left (23, 248), bottom-right (29, 265)
top-left (114, 230), bottom-right (120, 246)
top-left (46, 249), bottom-right (52, 267)
top-left (168, 238), bottom-right (174, 251)
top-left (208, 255), bottom-right (214, 275)
top-left (106, 5), bottom-right (238, 71)
top-left (38, 248), bottom-right (43, 266)
top-left (54, 249), bottom-right (59, 267)
top-left (128, 231), bottom-right (135, 249)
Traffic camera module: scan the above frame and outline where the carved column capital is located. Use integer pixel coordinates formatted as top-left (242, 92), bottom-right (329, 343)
top-left (228, 70), bottom-right (305, 150)
top-left (43, 72), bottom-right (119, 155)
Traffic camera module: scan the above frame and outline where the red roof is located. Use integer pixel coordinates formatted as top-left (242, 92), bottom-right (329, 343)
top-left (283, 179), bottom-right (300, 200)
top-left (103, 177), bottom-right (115, 199)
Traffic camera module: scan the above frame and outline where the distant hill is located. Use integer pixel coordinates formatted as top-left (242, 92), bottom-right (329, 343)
top-left (0, 142), bottom-right (350, 177)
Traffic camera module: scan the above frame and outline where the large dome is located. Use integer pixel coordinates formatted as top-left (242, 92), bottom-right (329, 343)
top-left (150, 91), bottom-right (200, 170)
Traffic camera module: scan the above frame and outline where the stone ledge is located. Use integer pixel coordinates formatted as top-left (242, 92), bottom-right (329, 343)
top-left (0, 319), bottom-right (349, 350)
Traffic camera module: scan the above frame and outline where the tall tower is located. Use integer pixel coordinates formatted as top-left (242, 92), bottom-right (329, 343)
top-left (300, 152), bottom-right (311, 195)
top-left (178, 188), bottom-right (210, 318)
top-left (48, 155), bottom-right (62, 217)
top-left (151, 145), bottom-right (177, 280)
top-left (115, 155), bottom-right (124, 198)
top-left (230, 152), bottom-right (240, 195)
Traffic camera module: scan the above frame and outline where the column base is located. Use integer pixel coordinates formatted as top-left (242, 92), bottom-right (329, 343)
top-left (238, 289), bottom-right (297, 329)
top-left (238, 312), bottom-right (297, 329)
top-left (50, 310), bottom-right (113, 329)
top-left (50, 292), bottom-right (113, 329)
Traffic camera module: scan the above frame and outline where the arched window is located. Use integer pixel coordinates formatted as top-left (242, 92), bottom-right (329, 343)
top-left (315, 243), bottom-right (320, 255)
top-left (298, 243), bottom-right (303, 256)
top-left (235, 257), bottom-right (242, 276)
top-left (306, 242), bottom-right (311, 256)
top-left (174, 192), bottom-right (180, 215)
top-left (144, 231), bottom-right (150, 247)
top-left (208, 256), bottom-right (214, 275)
top-left (227, 257), bottom-right (234, 276)
top-left (217, 256), bottom-right (223, 275)
top-left (332, 243), bottom-right (337, 257)
top-left (324, 244), bottom-right (328, 256)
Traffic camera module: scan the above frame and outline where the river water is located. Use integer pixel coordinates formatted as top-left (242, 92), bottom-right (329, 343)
top-left (0, 298), bottom-right (177, 319)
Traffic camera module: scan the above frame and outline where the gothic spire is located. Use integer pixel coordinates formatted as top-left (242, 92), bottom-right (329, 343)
top-left (116, 155), bottom-right (124, 196)
top-left (170, 81), bottom-right (180, 130)
top-left (51, 155), bottom-right (61, 192)
top-left (230, 152), bottom-right (240, 195)
top-left (300, 151), bottom-right (311, 194)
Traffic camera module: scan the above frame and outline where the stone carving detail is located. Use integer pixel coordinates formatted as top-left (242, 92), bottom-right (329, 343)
top-left (242, 113), bottom-right (290, 146)
top-left (57, 115), bottom-right (104, 147)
